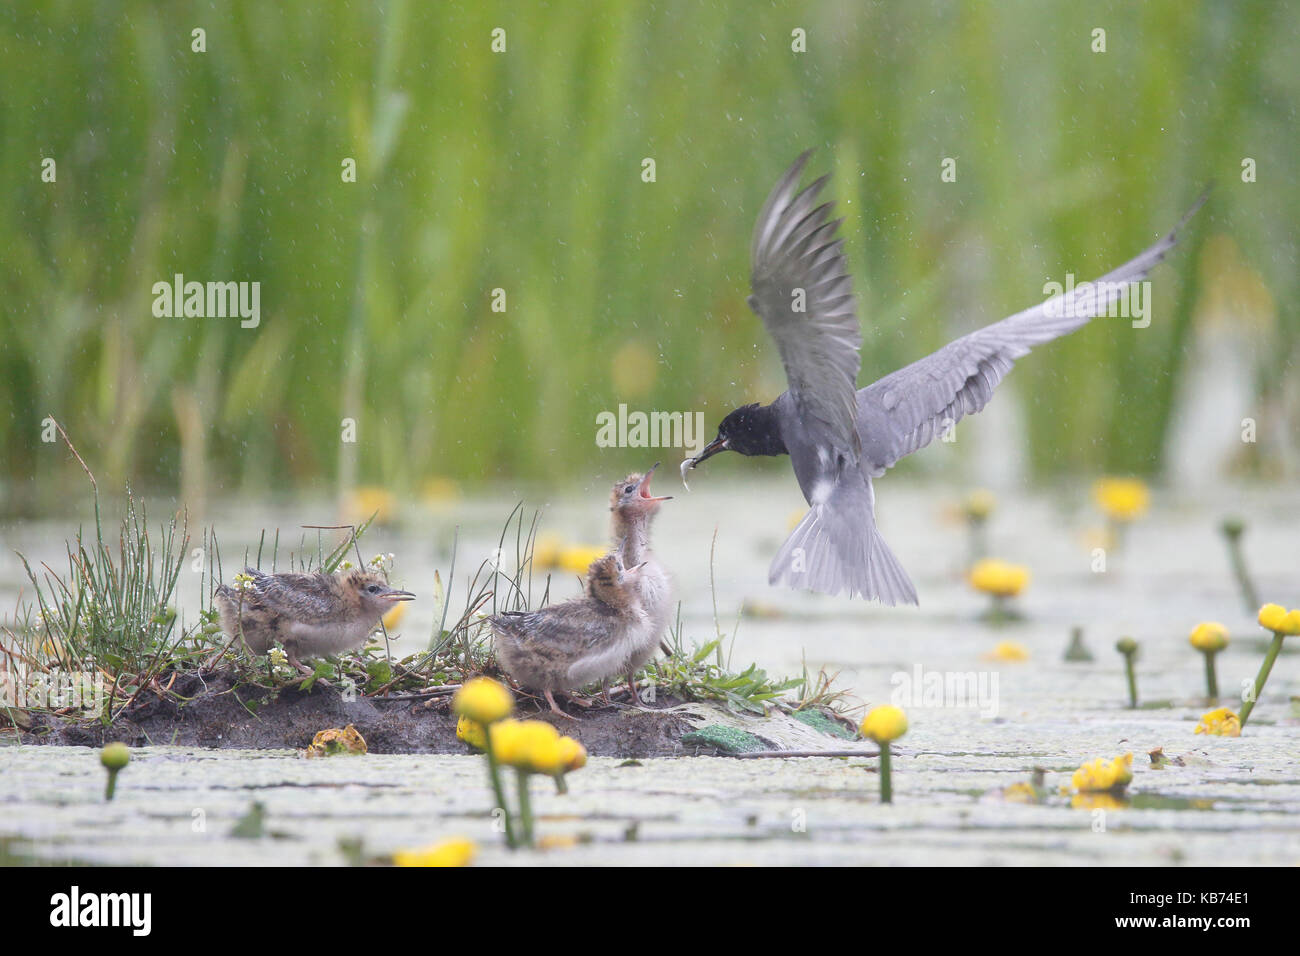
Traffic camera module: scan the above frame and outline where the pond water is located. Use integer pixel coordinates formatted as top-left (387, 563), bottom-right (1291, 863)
top-left (2, 477), bottom-right (1298, 865)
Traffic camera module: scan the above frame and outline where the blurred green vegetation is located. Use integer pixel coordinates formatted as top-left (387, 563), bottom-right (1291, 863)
top-left (1, 0), bottom-right (1296, 512)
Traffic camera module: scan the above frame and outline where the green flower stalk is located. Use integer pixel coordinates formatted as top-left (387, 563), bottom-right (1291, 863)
top-left (100, 743), bottom-right (130, 801)
top-left (860, 706), bottom-right (908, 804)
top-left (452, 678), bottom-right (517, 850)
top-left (1219, 518), bottom-right (1259, 615)
top-left (1240, 604), bottom-right (1300, 727)
top-left (1116, 637), bottom-right (1139, 709)
top-left (514, 769), bottom-right (536, 848)
top-left (1239, 638), bottom-right (1282, 727)
top-left (482, 723), bottom-right (517, 850)
top-left (963, 490), bottom-right (995, 567)
top-left (1188, 622), bottom-right (1228, 701)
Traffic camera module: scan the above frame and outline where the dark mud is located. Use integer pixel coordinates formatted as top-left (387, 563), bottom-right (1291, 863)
top-left (16, 669), bottom-right (694, 757)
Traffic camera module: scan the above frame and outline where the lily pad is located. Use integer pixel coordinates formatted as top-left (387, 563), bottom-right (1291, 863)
top-left (681, 724), bottom-right (767, 754)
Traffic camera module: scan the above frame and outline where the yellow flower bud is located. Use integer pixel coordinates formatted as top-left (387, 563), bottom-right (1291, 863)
top-left (1189, 621), bottom-right (1229, 653)
top-left (968, 559), bottom-right (1029, 598)
top-left (452, 677), bottom-right (513, 725)
top-left (100, 742), bottom-right (130, 771)
top-left (1092, 477), bottom-right (1150, 522)
top-left (985, 640), bottom-right (1029, 661)
top-left (963, 489), bottom-right (996, 521)
top-left (860, 705), bottom-right (908, 743)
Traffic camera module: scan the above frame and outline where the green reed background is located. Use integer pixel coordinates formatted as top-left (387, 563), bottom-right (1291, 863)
top-left (1, 0), bottom-right (1295, 511)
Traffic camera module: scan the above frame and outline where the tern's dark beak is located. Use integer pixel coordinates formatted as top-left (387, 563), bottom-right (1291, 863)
top-left (381, 588), bottom-right (416, 602)
top-left (681, 434), bottom-right (728, 478)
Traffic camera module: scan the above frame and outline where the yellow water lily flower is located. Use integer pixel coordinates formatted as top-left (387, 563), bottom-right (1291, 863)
top-left (1194, 707), bottom-right (1241, 737)
top-left (1093, 477), bottom-right (1150, 522)
top-left (534, 534), bottom-right (607, 575)
top-left (520, 734), bottom-right (567, 775)
top-left (1258, 603), bottom-right (1300, 636)
top-left (969, 559), bottom-right (1029, 598)
top-left (420, 476), bottom-right (462, 508)
top-left (999, 769), bottom-right (1047, 804)
top-left (456, 714), bottom-right (486, 750)
top-left (860, 705), bottom-right (908, 743)
top-left (452, 677), bottom-right (514, 725)
top-left (1000, 782), bottom-right (1041, 804)
top-left (343, 485), bottom-right (397, 525)
top-left (985, 640), bottom-right (1030, 662)
top-left (1188, 621), bottom-right (1229, 653)
top-left (392, 837), bottom-right (476, 867)
top-left (492, 718), bottom-right (562, 772)
top-left (381, 600), bottom-right (408, 631)
top-left (555, 735), bottom-right (588, 773)
top-left (306, 724), bottom-right (368, 758)
top-left (1071, 752), bottom-right (1134, 793)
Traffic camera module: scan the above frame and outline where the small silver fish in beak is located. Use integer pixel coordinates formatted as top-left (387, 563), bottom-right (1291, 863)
top-left (679, 434), bottom-right (729, 490)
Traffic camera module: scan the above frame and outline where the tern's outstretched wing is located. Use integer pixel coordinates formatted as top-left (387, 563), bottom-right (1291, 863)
top-left (857, 193), bottom-right (1206, 474)
top-left (748, 151), bottom-right (862, 459)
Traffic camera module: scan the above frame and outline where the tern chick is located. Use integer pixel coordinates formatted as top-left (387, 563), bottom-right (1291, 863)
top-left (608, 465), bottom-right (674, 700)
top-left (216, 567), bottom-right (415, 675)
top-left (490, 553), bottom-right (652, 718)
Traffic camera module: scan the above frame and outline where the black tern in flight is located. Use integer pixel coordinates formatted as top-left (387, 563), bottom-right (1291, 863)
top-left (681, 151), bottom-right (1205, 605)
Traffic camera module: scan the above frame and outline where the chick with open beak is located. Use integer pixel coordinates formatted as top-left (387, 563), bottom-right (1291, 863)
top-left (608, 463), bottom-right (674, 703)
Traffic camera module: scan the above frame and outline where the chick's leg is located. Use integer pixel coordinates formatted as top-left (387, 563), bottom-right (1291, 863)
top-left (544, 690), bottom-right (577, 721)
top-left (284, 643), bottom-right (314, 677)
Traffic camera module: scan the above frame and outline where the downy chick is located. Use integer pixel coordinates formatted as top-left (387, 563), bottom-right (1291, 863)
top-left (608, 465), bottom-right (674, 700)
top-left (216, 567), bottom-right (415, 675)
top-left (490, 553), bottom-right (651, 718)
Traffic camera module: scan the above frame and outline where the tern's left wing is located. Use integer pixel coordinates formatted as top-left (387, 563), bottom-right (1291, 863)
top-left (747, 151), bottom-right (863, 459)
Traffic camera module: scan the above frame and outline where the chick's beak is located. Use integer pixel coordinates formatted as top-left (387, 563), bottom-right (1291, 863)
top-left (381, 588), bottom-right (416, 602)
top-left (637, 462), bottom-right (672, 502)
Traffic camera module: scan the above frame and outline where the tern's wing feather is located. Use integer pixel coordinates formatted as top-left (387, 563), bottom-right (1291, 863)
top-left (857, 194), bottom-right (1206, 474)
top-left (747, 151), bottom-right (862, 458)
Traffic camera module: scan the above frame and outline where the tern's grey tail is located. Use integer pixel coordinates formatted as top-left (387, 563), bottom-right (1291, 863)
top-left (768, 477), bottom-right (918, 606)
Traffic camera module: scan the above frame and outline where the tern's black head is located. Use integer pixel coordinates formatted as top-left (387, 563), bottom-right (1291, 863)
top-left (692, 403), bottom-right (788, 467)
